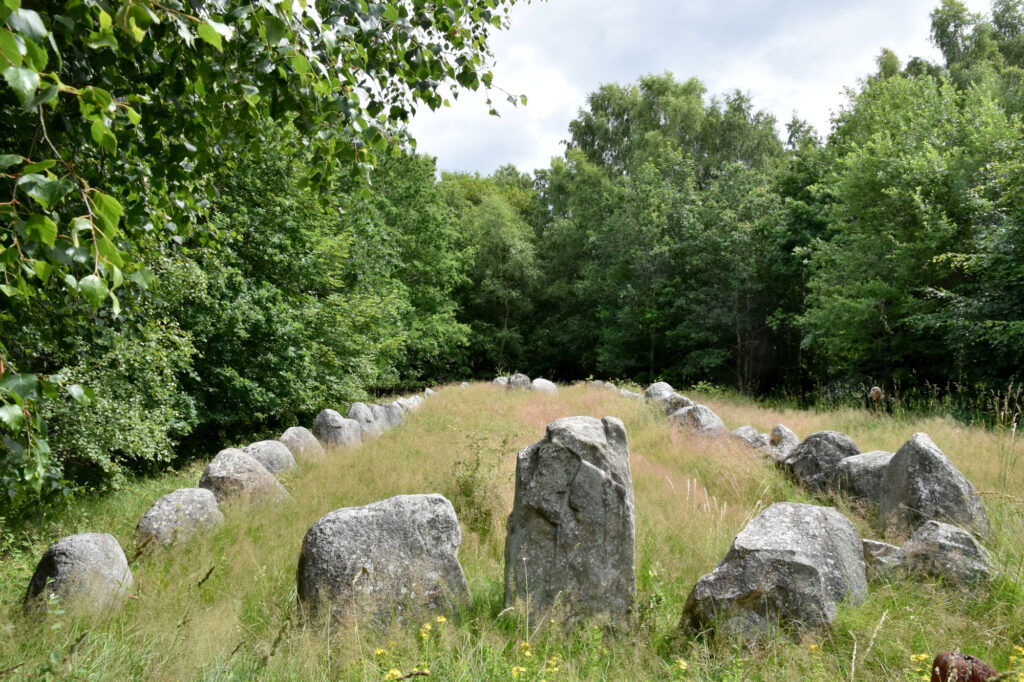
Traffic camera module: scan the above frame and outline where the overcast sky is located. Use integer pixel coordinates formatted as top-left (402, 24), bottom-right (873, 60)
top-left (407, 0), bottom-right (993, 176)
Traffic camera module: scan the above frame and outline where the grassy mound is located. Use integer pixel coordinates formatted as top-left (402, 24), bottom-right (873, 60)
top-left (2, 384), bottom-right (1022, 680)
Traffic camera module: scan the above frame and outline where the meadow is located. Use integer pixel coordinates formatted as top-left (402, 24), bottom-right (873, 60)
top-left (1, 383), bottom-right (1022, 680)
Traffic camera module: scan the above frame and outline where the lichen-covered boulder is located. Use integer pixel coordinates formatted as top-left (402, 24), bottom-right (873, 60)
top-left (837, 451), bottom-right (894, 502)
top-left (505, 416), bottom-right (634, 623)
top-left (312, 409), bottom-right (362, 449)
top-left (904, 520), bottom-right (992, 585)
top-left (136, 488), bottom-right (224, 545)
top-left (763, 424), bottom-right (799, 462)
top-left (25, 533), bottom-right (133, 611)
top-left (199, 448), bottom-right (290, 503)
top-left (348, 402), bottom-right (381, 440)
top-left (243, 440), bottom-right (297, 475)
top-left (644, 381), bottom-right (675, 402)
top-left (279, 426), bottom-right (325, 461)
top-left (682, 502), bottom-right (866, 639)
top-left (493, 376), bottom-right (509, 387)
top-left (643, 382), bottom-right (693, 413)
top-left (862, 539), bottom-right (906, 575)
top-left (531, 378), bottom-right (558, 394)
top-left (297, 494), bottom-right (469, 623)
top-left (780, 431), bottom-right (860, 492)
top-left (668, 404), bottom-right (727, 436)
top-left (731, 426), bottom-right (770, 449)
top-left (879, 433), bottom-right (989, 535)
top-left (508, 373), bottom-right (531, 390)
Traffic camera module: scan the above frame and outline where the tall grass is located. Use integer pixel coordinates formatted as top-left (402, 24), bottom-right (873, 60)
top-left (1, 383), bottom-right (1022, 680)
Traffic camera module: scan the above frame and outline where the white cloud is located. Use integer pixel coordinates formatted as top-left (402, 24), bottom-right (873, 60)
top-left (408, 0), bottom-right (994, 175)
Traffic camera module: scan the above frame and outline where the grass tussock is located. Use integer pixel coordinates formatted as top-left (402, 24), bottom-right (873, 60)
top-left (1, 383), bottom-right (1023, 680)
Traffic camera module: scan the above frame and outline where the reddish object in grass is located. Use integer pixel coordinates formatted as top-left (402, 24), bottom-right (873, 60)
top-left (930, 652), bottom-right (998, 682)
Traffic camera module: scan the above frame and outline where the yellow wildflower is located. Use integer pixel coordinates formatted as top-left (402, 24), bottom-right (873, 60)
top-left (384, 670), bottom-right (403, 681)
top-left (511, 666), bottom-right (527, 678)
top-left (809, 644), bottom-right (819, 651)
top-left (675, 657), bottom-right (688, 671)
top-left (436, 615), bottom-right (447, 624)
top-left (374, 648), bottom-right (387, 657)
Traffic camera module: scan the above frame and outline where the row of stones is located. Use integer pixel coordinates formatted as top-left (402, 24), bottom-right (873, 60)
top-left (22, 389), bottom-right (435, 611)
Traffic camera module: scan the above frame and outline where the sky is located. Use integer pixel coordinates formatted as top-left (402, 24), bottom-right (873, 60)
top-left (406, 0), bottom-right (993, 176)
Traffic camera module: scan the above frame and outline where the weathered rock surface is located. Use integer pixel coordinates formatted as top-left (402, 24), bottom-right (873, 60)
top-left (312, 409), bottom-right (362, 449)
top-left (504, 416), bottom-right (635, 623)
top-left (930, 652), bottom-right (998, 682)
top-left (862, 539), bottom-right (906, 575)
top-left (643, 382), bottom-right (694, 413)
top-left (837, 450), bottom-right (894, 502)
top-left (508, 373), bottom-right (531, 390)
top-left (25, 533), bottom-right (133, 611)
top-left (668, 404), bottom-right (727, 436)
top-left (243, 440), bottom-right (297, 475)
top-left (644, 382), bottom-right (675, 402)
top-left (619, 388), bottom-right (643, 400)
top-left (763, 424), bottom-right (799, 462)
top-left (531, 377), bottom-right (558, 394)
top-left (395, 395), bottom-right (424, 413)
top-left (136, 488), bottom-right (224, 545)
top-left (424, 387), bottom-right (436, 397)
top-left (348, 402), bottom-right (381, 440)
top-left (682, 502), bottom-right (867, 639)
top-left (904, 520), bottom-right (992, 585)
top-left (199, 448), bottom-right (290, 503)
top-left (879, 433), bottom-right (989, 535)
top-left (780, 431), bottom-right (860, 492)
top-left (731, 426), bottom-right (770, 449)
top-left (297, 494), bottom-right (469, 622)
top-left (379, 402), bottom-right (404, 430)
top-left (493, 376), bottom-right (509, 387)
top-left (279, 426), bottom-right (325, 461)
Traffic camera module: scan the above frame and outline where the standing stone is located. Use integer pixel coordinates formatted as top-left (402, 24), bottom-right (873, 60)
top-left (837, 451), bottom-right (894, 502)
top-left (381, 402), bottom-right (404, 429)
top-left (280, 426), bottom-right (325, 461)
top-left (199, 448), bottom-right (291, 503)
top-left (764, 424), bottom-right (799, 462)
top-left (136, 488), bottom-right (224, 545)
top-left (25, 533), bottom-right (133, 611)
top-left (312, 409), bottom-right (362, 449)
top-left (682, 502), bottom-right (867, 639)
top-left (348, 402), bottom-right (381, 440)
top-left (493, 376), bottom-right (509, 387)
top-left (504, 416), bottom-right (635, 623)
top-left (904, 520), bottom-right (992, 585)
top-left (862, 539), bottom-right (906, 575)
top-left (243, 440), bottom-right (297, 475)
top-left (297, 494), bottom-right (469, 623)
top-left (879, 433), bottom-right (989, 535)
top-left (531, 378), bottom-right (558, 394)
top-left (508, 373), bottom-right (531, 390)
top-left (780, 431), bottom-right (860, 492)
top-left (668, 404), bottom-right (727, 436)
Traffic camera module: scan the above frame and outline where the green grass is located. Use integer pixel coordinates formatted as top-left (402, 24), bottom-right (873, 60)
top-left (2, 384), bottom-right (1023, 680)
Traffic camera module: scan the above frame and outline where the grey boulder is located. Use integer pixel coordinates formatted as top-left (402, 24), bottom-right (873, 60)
top-left (644, 382), bottom-right (693, 414)
top-left (25, 533), bottom-right (133, 611)
top-left (379, 402), bottom-right (404, 430)
top-left (862, 539), bottom-right (906, 575)
top-left (668, 404), bottom-right (727, 436)
top-left (731, 426), bottom-right (770, 449)
top-left (531, 378), bottom-right (558, 394)
top-left (505, 416), bottom-right (634, 623)
top-left (297, 494), bottom-right (469, 623)
top-left (243, 440), bottom-right (297, 475)
top-left (424, 387), bottom-right (436, 397)
top-left (878, 433), bottom-right (989, 535)
top-left (199, 448), bottom-right (291, 503)
top-left (395, 395), bottom-right (424, 413)
top-left (763, 424), bottom-right (799, 463)
top-left (493, 376), bottom-right (509, 387)
top-left (904, 520), bottom-right (992, 585)
top-left (136, 488), bottom-right (223, 545)
top-left (682, 502), bottom-right (866, 639)
top-left (312, 409), bottom-right (362, 449)
top-left (837, 451), bottom-right (894, 502)
top-left (279, 426), bottom-right (325, 461)
top-left (619, 388), bottom-right (643, 400)
top-left (781, 431), bottom-right (860, 492)
top-left (643, 382), bottom-right (675, 401)
top-left (348, 402), bottom-right (381, 440)
top-left (508, 373), bottom-right (531, 390)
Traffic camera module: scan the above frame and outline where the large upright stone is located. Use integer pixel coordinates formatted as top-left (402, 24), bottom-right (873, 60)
top-left (379, 402), bottom-right (404, 430)
top-left (279, 426), bottom-right (325, 461)
top-left (668, 404), bottom-right (727, 436)
top-left (348, 402), bottom-right (381, 440)
top-left (765, 424), bottom-right (799, 462)
top-left (504, 416), bottom-right (635, 623)
top-left (837, 451), bottom-right (894, 502)
top-left (243, 440), bottom-right (296, 475)
top-left (136, 488), bottom-right (224, 545)
top-left (780, 431), bottom-right (860, 492)
top-left (297, 494), bottom-right (468, 623)
top-left (879, 433), bottom-right (989, 535)
top-left (682, 502), bottom-right (866, 639)
top-left (199, 448), bottom-right (290, 503)
top-left (643, 382), bottom-right (675, 402)
top-left (312, 409), bottom-right (362, 449)
top-left (508, 373), bottom-right (531, 390)
top-left (903, 520), bottom-right (992, 585)
top-left (25, 533), bottom-right (133, 611)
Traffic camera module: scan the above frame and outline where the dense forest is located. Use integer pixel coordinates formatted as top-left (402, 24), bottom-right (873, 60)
top-left (3, 0), bottom-right (1024, 519)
